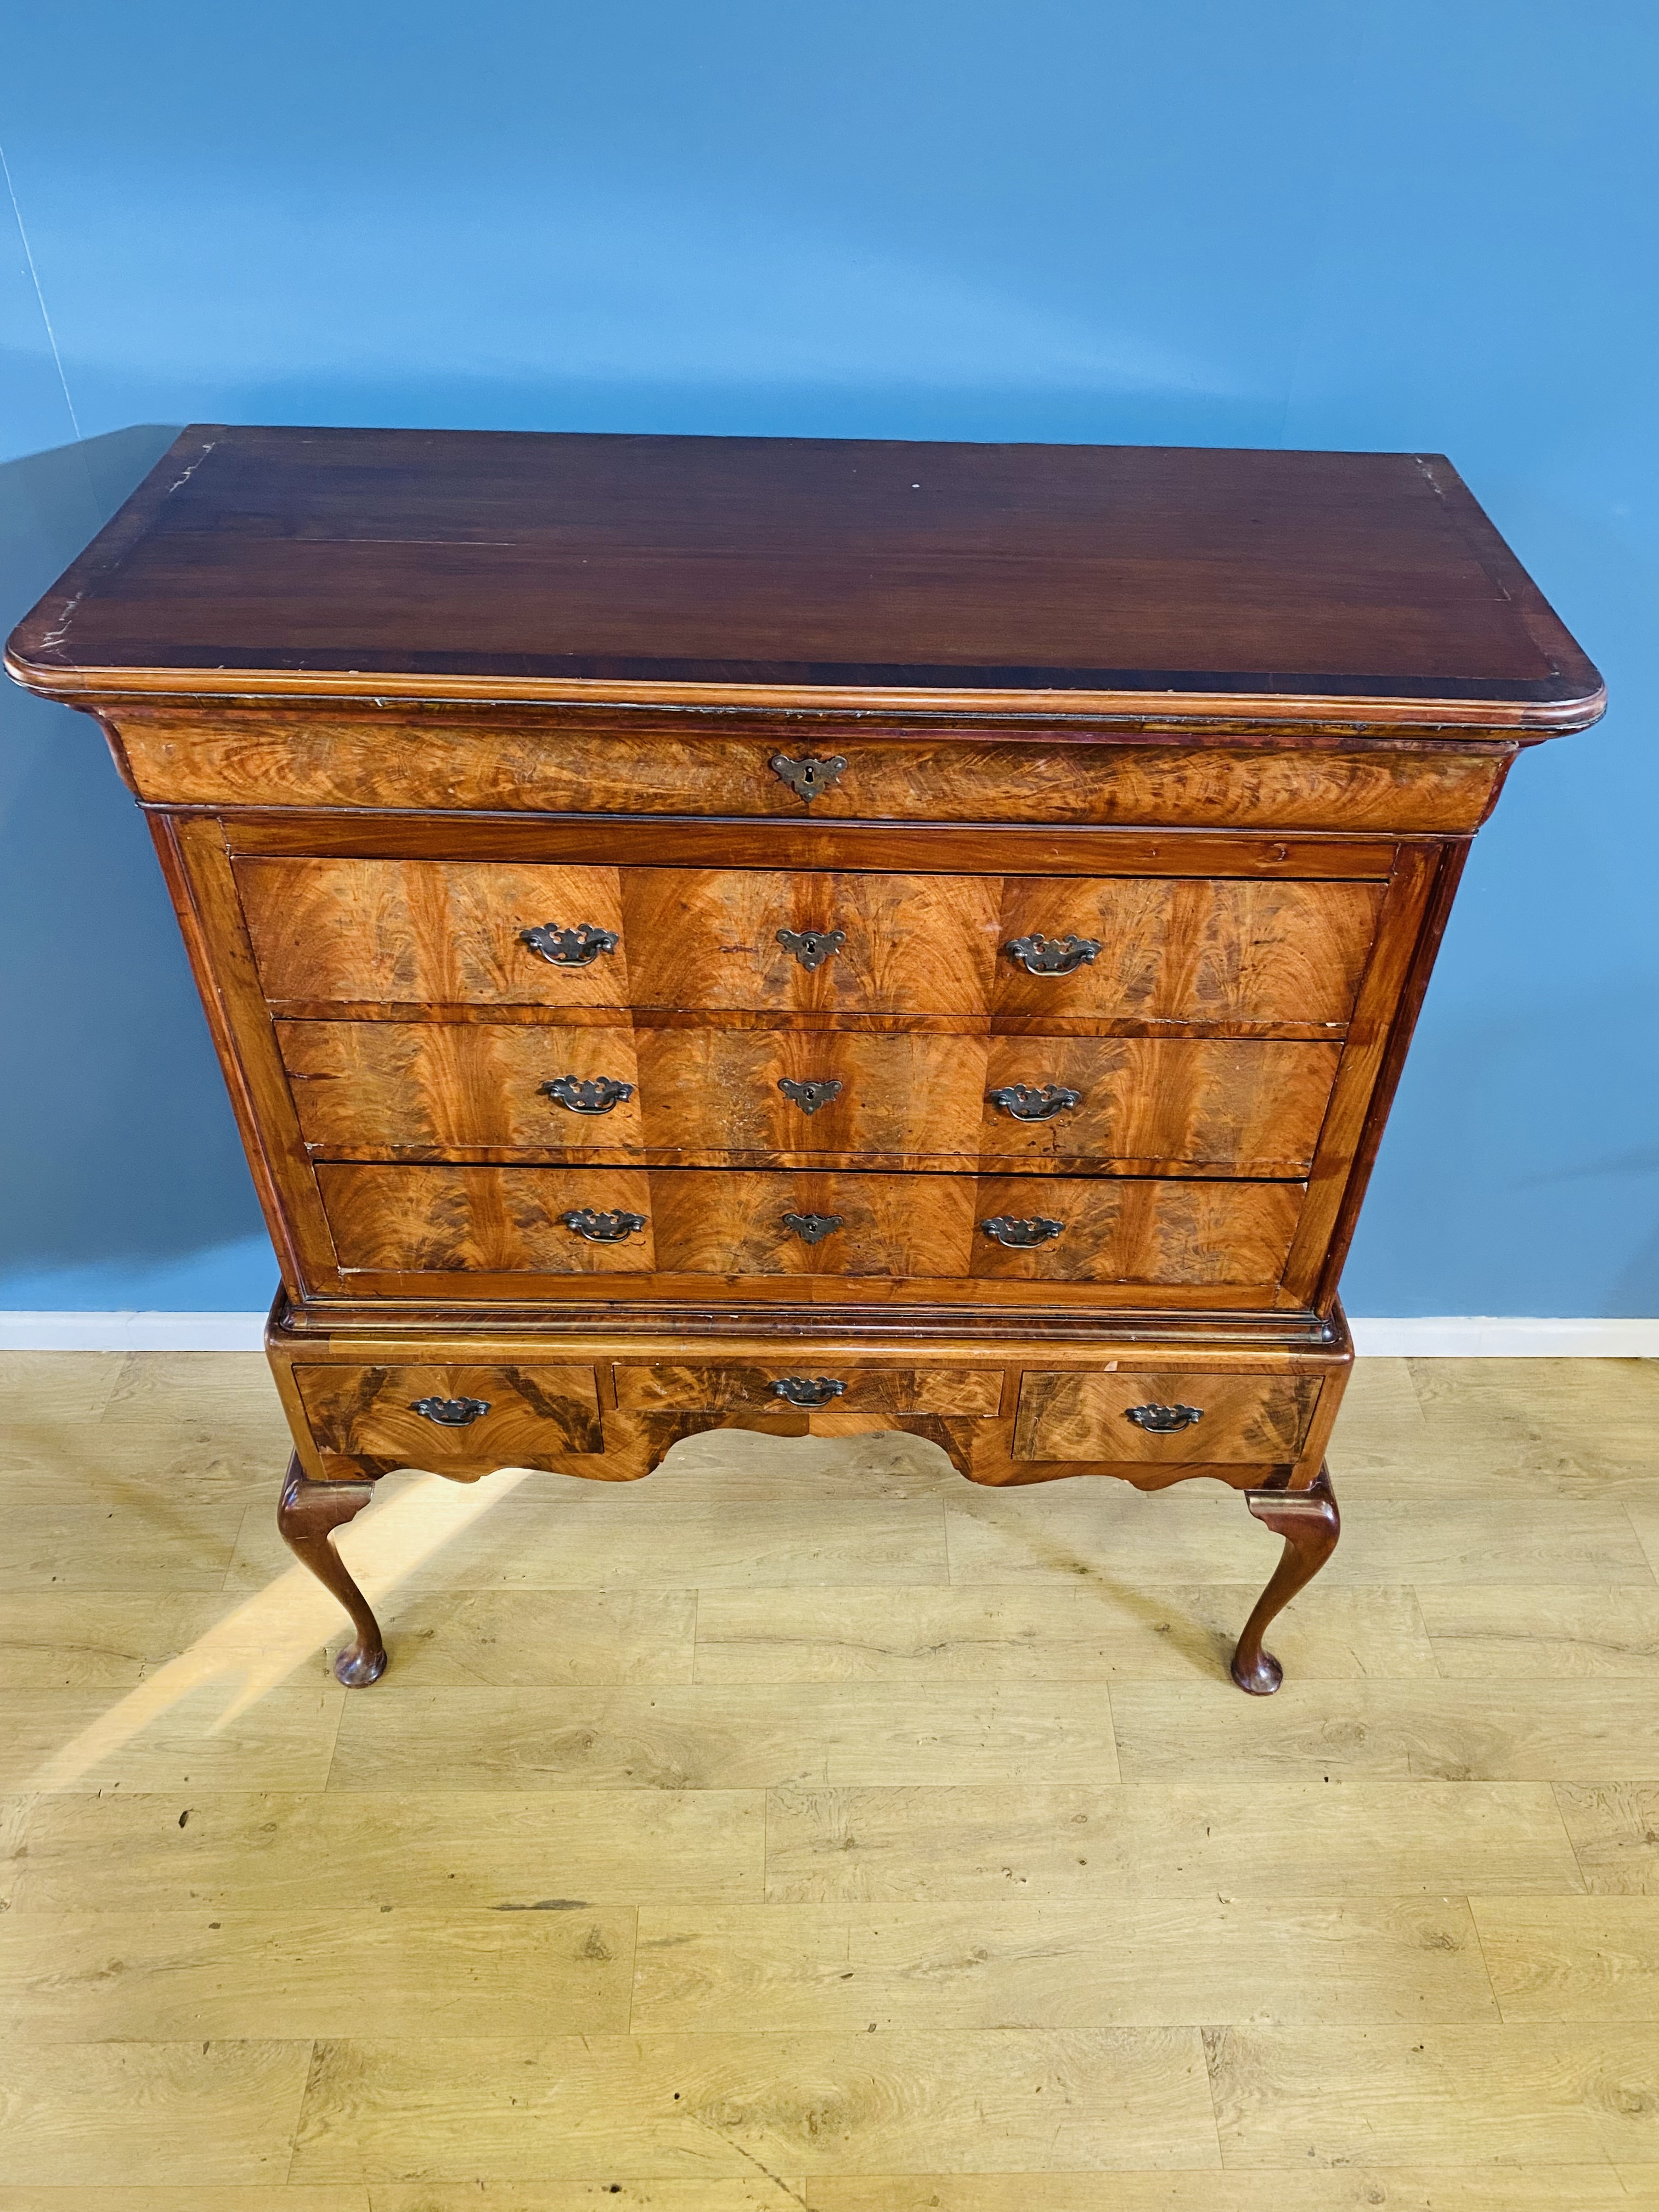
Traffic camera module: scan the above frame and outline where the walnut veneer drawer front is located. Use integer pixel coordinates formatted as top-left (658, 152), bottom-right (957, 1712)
top-left (239, 855), bottom-right (1384, 1027)
top-left (977, 1037), bottom-right (1340, 1175)
top-left (294, 1363), bottom-right (603, 1474)
top-left (279, 1020), bottom-right (647, 1154)
top-left (121, 713), bottom-right (1509, 832)
top-left (279, 1019), bottom-right (1340, 1177)
top-left (623, 870), bottom-right (1003, 1014)
top-left (613, 1364), bottom-right (1005, 1415)
top-left (240, 859), bottom-right (633, 1008)
top-left (1013, 1370), bottom-right (1322, 1463)
top-left (315, 1163), bottom-right (1303, 1287)
top-left (994, 877), bottom-right (1385, 1026)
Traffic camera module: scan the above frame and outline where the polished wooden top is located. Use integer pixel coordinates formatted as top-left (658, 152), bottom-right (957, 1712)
top-left (6, 425), bottom-right (1602, 730)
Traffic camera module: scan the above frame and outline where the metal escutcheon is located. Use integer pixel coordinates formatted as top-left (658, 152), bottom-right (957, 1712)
top-left (770, 753), bottom-right (848, 804)
top-left (1005, 933), bottom-right (1102, 976)
top-left (560, 1207), bottom-right (647, 1242)
top-left (1124, 1403), bottom-right (1205, 1433)
top-left (540, 1075), bottom-right (635, 1115)
top-left (778, 1076), bottom-right (842, 1115)
top-left (781, 1210), bottom-right (843, 1244)
top-left (986, 1083), bottom-right (1082, 1121)
top-left (771, 1375), bottom-right (848, 1408)
top-left (777, 926), bottom-right (845, 972)
top-left (409, 1395), bottom-right (492, 1426)
top-left (980, 1214), bottom-right (1065, 1248)
top-left (520, 922), bottom-right (620, 967)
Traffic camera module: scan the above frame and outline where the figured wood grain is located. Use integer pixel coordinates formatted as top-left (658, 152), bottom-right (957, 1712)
top-left (278, 1019), bottom-right (645, 1155)
top-left (979, 1035), bottom-right (1341, 1173)
top-left (114, 708), bottom-right (1514, 830)
top-left (613, 1364), bottom-right (1005, 1415)
top-left (622, 868), bottom-right (1003, 1014)
top-left (994, 876), bottom-right (1387, 1024)
top-left (634, 1025), bottom-right (988, 1158)
top-left (238, 857), bottom-right (629, 1007)
top-left (278, 1018), bottom-right (1344, 1174)
top-left (647, 1170), bottom-right (979, 1278)
top-left (293, 1362), bottom-right (603, 1473)
top-left (317, 1164), bottom-right (657, 1274)
top-left (323, 1167), bottom-right (1305, 1288)
top-left (1011, 1370), bottom-right (1322, 1463)
top-left (969, 1177), bottom-right (1304, 1286)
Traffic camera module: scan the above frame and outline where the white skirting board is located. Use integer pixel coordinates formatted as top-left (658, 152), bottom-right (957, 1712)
top-left (0, 1311), bottom-right (1655, 1356)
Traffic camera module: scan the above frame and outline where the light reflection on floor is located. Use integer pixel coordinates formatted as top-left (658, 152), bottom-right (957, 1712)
top-left (27, 1464), bottom-right (535, 1789)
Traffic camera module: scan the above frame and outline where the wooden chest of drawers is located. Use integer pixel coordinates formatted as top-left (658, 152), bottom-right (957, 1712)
top-left (7, 427), bottom-right (1602, 1694)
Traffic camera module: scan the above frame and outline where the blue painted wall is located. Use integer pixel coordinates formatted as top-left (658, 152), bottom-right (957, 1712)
top-left (2, 0), bottom-right (1654, 1316)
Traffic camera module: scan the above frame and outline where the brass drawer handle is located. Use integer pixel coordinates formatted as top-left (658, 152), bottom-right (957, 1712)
top-left (409, 1395), bottom-right (492, 1426)
top-left (770, 753), bottom-right (848, 804)
top-left (987, 1083), bottom-right (1082, 1122)
top-left (771, 1375), bottom-right (848, 1407)
top-left (1005, 933), bottom-right (1102, 977)
top-left (540, 1075), bottom-right (635, 1115)
top-left (781, 1210), bottom-right (843, 1244)
top-left (981, 1214), bottom-right (1065, 1248)
top-left (1125, 1403), bottom-right (1204, 1434)
top-left (560, 1207), bottom-right (647, 1242)
top-left (778, 1076), bottom-right (842, 1115)
top-left (520, 922), bottom-right (620, 967)
top-left (777, 927), bottom-right (845, 972)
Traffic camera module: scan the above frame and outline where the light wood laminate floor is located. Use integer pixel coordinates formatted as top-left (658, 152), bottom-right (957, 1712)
top-left (2, 1350), bottom-right (1658, 2208)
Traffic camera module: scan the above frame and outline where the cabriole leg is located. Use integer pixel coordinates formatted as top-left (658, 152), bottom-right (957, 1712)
top-left (276, 1454), bottom-right (387, 1687)
top-left (1231, 1466), bottom-right (1340, 1696)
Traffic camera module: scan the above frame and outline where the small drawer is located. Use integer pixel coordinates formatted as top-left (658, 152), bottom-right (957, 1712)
top-left (1012, 1369), bottom-right (1322, 1463)
top-left (279, 1020), bottom-right (644, 1155)
top-left (979, 1036), bottom-right (1341, 1176)
top-left (129, 715), bottom-right (1505, 833)
top-left (622, 868), bottom-right (1003, 1015)
top-left (649, 1169), bottom-right (977, 1277)
top-left (295, 1362), bottom-right (603, 1474)
top-left (633, 1028), bottom-right (987, 1160)
top-left (317, 1164), bottom-right (657, 1273)
top-left (238, 858), bottom-right (629, 1008)
top-left (971, 1176), bottom-right (1302, 1287)
top-left (994, 877), bottom-right (1386, 1026)
top-left (613, 1363), bottom-right (1004, 1415)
